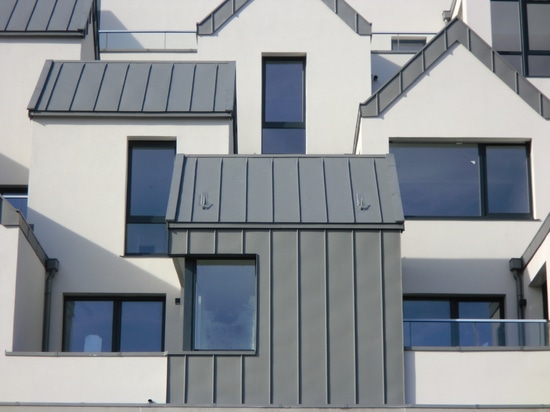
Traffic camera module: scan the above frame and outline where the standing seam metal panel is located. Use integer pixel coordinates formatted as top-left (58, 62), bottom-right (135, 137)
top-left (169, 227), bottom-right (401, 406)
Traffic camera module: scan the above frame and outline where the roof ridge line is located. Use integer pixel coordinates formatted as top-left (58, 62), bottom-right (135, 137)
top-left (197, 0), bottom-right (371, 36)
top-left (358, 18), bottom-right (550, 120)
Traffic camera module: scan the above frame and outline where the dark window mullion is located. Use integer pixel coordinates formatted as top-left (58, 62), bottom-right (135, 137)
top-left (112, 300), bottom-right (122, 352)
top-left (479, 145), bottom-right (489, 217)
top-left (519, 0), bottom-right (530, 75)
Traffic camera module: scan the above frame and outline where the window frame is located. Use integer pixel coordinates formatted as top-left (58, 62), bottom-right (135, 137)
top-left (125, 140), bottom-right (176, 256)
top-left (182, 255), bottom-right (258, 353)
top-left (491, 0), bottom-right (550, 77)
top-left (262, 56), bottom-right (306, 154)
top-left (62, 295), bottom-right (166, 352)
top-left (390, 142), bottom-right (532, 220)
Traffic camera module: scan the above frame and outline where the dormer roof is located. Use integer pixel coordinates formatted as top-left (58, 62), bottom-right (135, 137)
top-left (28, 61), bottom-right (236, 118)
top-left (0, 0), bottom-right (94, 37)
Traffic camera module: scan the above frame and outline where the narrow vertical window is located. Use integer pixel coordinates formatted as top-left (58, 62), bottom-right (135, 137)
top-left (262, 57), bottom-right (306, 154)
top-left (126, 141), bottom-right (175, 255)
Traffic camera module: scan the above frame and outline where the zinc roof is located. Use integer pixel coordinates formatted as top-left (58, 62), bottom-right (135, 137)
top-left (28, 60), bottom-right (236, 117)
top-left (167, 155), bottom-right (404, 229)
top-left (0, 0), bottom-right (93, 36)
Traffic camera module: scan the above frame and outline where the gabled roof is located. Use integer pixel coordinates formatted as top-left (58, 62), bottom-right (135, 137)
top-left (166, 155), bottom-right (404, 229)
top-left (28, 61), bottom-right (236, 118)
top-left (359, 18), bottom-right (550, 120)
top-left (197, 0), bottom-right (371, 36)
top-left (0, 0), bottom-right (93, 37)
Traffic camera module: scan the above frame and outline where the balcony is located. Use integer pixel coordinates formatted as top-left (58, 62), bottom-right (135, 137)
top-left (404, 319), bottom-right (548, 347)
top-left (99, 30), bottom-right (197, 53)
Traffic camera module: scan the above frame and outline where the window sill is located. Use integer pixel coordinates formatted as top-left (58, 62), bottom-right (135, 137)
top-left (405, 346), bottom-right (550, 352)
top-left (404, 216), bottom-right (536, 221)
top-left (6, 351), bottom-right (168, 357)
top-left (168, 350), bottom-right (257, 356)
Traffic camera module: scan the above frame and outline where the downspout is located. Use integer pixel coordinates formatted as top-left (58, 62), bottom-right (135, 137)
top-left (509, 258), bottom-right (526, 345)
top-left (42, 258), bottom-right (59, 352)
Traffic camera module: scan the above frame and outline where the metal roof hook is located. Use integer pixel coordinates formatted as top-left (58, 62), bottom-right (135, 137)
top-left (199, 192), bottom-right (213, 210)
top-left (356, 193), bottom-right (370, 211)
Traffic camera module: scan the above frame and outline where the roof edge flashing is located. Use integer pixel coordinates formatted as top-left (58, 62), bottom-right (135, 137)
top-left (359, 18), bottom-right (550, 120)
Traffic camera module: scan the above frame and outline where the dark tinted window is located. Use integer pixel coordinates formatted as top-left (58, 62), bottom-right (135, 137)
top-left (262, 58), bottom-right (305, 154)
top-left (63, 298), bottom-right (164, 352)
top-left (391, 143), bottom-right (530, 218)
top-left (126, 142), bottom-right (175, 255)
top-left (491, 0), bottom-right (550, 76)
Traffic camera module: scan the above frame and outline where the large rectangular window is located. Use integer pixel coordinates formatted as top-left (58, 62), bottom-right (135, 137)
top-left (184, 259), bottom-right (257, 351)
top-left (491, 0), bottom-right (550, 76)
top-left (390, 143), bottom-right (531, 218)
top-left (262, 57), bottom-right (306, 154)
top-left (126, 141), bottom-right (175, 255)
top-left (403, 297), bottom-right (504, 347)
top-left (63, 296), bottom-right (165, 352)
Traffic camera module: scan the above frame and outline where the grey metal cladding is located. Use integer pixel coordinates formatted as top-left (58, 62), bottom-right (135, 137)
top-left (71, 62), bottom-right (106, 111)
top-left (219, 157), bottom-right (247, 222)
top-left (273, 158), bottom-right (300, 222)
top-left (143, 64), bottom-right (173, 112)
top-left (297, 157), bottom-right (328, 223)
top-left (26, 1), bottom-right (56, 31)
top-left (197, 0), bottom-right (371, 36)
top-left (169, 155), bottom-right (404, 227)
top-left (190, 63), bottom-right (217, 112)
top-left (358, 18), bottom-right (550, 120)
top-left (94, 63), bottom-right (128, 112)
top-left (118, 63), bottom-right (150, 112)
top-left (28, 61), bottom-right (236, 117)
top-left (246, 157), bottom-right (273, 223)
top-left (47, 0), bottom-right (78, 31)
top-left (46, 62), bottom-right (83, 111)
top-left (0, 0), bottom-right (92, 34)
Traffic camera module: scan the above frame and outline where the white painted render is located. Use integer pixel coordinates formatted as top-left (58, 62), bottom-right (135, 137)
top-left (0, 39), bottom-right (84, 186)
top-left (405, 350), bottom-right (550, 404)
top-left (0, 355), bottom-right (166, 404)
top-left (27, 119), bottom-right (232, 351)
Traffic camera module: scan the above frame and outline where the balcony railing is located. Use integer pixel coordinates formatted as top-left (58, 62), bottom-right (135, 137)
top-left (99, 30), bottom-right (197, 53)
top-left (404, 319), bottom-right (548, 348)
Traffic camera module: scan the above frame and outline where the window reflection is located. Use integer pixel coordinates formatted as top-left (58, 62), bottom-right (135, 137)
top-left (194, 260), bottom-right (256, 351)
top-left (63, 298), bottom-right (164, 352)
top-left (391, 143), bottom-right (530, 218)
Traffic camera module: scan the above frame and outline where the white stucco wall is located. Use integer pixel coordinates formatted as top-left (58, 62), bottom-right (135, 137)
top-left (0, 226), bottom-right (21, 353)
top-left (188, 0), bottom-right (372, 154)
top-left (0, 39), bottom-right (85, 186)
top-left (27, 118), bottom-right (232, 352)
top-left (406, 350), bottom-right (550, 404)
top-left (0, 355), bottom-right (166, 404)
top-left (13, 232), bottom-right (46, 352)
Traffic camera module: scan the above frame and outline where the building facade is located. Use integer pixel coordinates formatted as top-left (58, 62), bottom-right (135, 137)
top-left (1, 0), bottom-right (550, 409)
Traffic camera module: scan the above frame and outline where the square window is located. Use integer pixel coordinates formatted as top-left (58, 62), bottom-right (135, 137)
top-left (126, 141), bottom-right (175, 255)
top-left (63, 297), bottom-right (165, 352)
top-left (184, 259), bottom-right (257, 351)
top-left (390, 143), bottom-right (531, 218)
